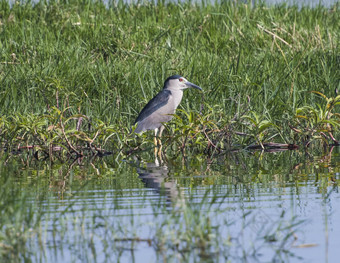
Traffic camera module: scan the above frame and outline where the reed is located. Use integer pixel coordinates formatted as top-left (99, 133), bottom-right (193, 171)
top-left (0, 0), bottom-right (339, 155)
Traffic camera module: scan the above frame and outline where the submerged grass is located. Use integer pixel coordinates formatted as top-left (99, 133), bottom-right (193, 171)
top-left (0, 150), bottom-right (321, 262)
top-left (0, 0), bottom-right (339, 156)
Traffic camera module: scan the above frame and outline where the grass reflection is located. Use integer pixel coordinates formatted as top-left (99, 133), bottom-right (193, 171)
top-left (2, 148), bottom-right (338, 262)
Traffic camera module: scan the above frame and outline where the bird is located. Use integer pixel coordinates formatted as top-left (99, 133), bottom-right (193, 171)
top-left (134, 75), bottom-right (202, 146)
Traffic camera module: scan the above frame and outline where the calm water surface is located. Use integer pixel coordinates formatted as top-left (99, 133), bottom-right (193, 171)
top-left (1, 147), bottom-right (339, 262)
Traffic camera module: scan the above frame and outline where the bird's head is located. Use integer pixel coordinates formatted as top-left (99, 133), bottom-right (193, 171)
top-left (163, 75), bottom-right (202, 91)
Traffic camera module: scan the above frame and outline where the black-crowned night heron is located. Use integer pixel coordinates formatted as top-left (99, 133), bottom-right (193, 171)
top-left (134, 75), bottom-right (202, 146)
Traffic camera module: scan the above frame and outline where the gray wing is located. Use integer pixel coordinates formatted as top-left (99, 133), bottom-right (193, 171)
top-left (134, 90), bottom-right (171, 124)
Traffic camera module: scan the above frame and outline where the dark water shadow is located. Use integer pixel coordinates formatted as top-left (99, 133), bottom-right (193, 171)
top-left (130, 153), bottom-right (185, 207)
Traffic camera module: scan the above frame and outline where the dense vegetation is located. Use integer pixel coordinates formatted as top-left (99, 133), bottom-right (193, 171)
top-left (0, 0), bottom-right (339, 158)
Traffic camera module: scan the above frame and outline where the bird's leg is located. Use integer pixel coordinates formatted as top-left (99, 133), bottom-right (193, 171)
top-left (157, 126), bottom-right (165, 148)
top-left (154, 128), bottom-right (159, 156)
top-left (154, 149), bottom-right (164, 165)
top-left (157, 148), bottom-right (163, 160)
top-left (154, 127), bottom-right (165, 157)
top-left (154, 128), bottom-right (159, 147)
top-left (154, 146), bottom-right (158, 156)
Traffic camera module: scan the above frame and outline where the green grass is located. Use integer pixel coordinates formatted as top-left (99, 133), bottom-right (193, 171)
top-left (0, 0), bottom-right (339, 156)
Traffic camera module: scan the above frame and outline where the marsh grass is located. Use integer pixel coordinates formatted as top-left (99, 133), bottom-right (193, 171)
top-left (0, 0), bottom-right (339, 156)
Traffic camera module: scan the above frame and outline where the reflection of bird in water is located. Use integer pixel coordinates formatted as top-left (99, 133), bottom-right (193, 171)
top-left (135, 156), bottom-right (184, 206)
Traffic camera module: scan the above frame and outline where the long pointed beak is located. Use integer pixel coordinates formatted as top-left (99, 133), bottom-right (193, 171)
top-left (186, 81), bottom-right (202, 91)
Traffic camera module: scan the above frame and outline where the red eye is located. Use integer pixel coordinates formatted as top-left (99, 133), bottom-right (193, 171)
top-left (179, 78), bottom-right (184, 82)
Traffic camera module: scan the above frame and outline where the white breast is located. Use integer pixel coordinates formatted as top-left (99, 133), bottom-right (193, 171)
top-left (169, 89), bottom-right (184, 112)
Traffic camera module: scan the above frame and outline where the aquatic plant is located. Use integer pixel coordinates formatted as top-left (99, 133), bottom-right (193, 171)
top-left (291, 91), bottom-right (340, 146)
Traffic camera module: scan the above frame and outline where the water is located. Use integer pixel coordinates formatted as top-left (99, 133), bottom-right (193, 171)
top-left (1, 147), bottom-right (339, 262)
top-left (258, 0), bottom-right (338, 8)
